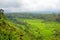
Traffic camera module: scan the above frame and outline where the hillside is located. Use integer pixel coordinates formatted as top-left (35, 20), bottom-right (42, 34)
top-left (0, 10), bottom-right (20, 40)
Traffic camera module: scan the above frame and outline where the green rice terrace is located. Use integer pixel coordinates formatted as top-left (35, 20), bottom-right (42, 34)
top-left (0, 9), bottom-right (60, 40)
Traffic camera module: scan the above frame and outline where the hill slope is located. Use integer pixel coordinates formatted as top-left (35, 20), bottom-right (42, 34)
top-left (0, 12), bottom-right (20, 40)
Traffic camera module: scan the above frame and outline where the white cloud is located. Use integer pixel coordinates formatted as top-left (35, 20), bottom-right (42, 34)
top-left (17, 0), bottom-right (60, 11)
top-left (0, 0), bottom-right (60, 12)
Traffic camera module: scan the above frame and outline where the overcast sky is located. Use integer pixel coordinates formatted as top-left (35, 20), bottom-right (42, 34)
top-left (0, 0), bottom-right (60, 12)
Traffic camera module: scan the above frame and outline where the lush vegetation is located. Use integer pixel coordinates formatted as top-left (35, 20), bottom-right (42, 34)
top-left (0, 12), bottom-right (20, 40)
top-left (0, 11), bottom-right (60, 40)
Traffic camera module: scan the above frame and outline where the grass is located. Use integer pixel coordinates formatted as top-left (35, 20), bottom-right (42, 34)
top-left (22, 18), bottom-right (60, 40)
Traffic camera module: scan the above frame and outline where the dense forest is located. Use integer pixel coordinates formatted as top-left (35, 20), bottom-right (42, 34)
top-left (0, 9), bottom-right (60, 40)
top-left (6, 13), bottom-right (60, 22)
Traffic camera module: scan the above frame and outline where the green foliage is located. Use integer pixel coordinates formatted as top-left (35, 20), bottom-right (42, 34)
top-left (0, 12), bottom-right (20, 40)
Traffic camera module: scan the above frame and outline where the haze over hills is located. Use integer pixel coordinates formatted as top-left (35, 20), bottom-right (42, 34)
top-left (5, 11), bottom-right (60, 14)
top-left (4, 9), bottom-right (60, 13)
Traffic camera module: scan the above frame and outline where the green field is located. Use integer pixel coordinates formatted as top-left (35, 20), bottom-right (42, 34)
top-left (5, 13), bottom-right (60, 40)
top-left (17, 18), bottom-right (60, 40)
